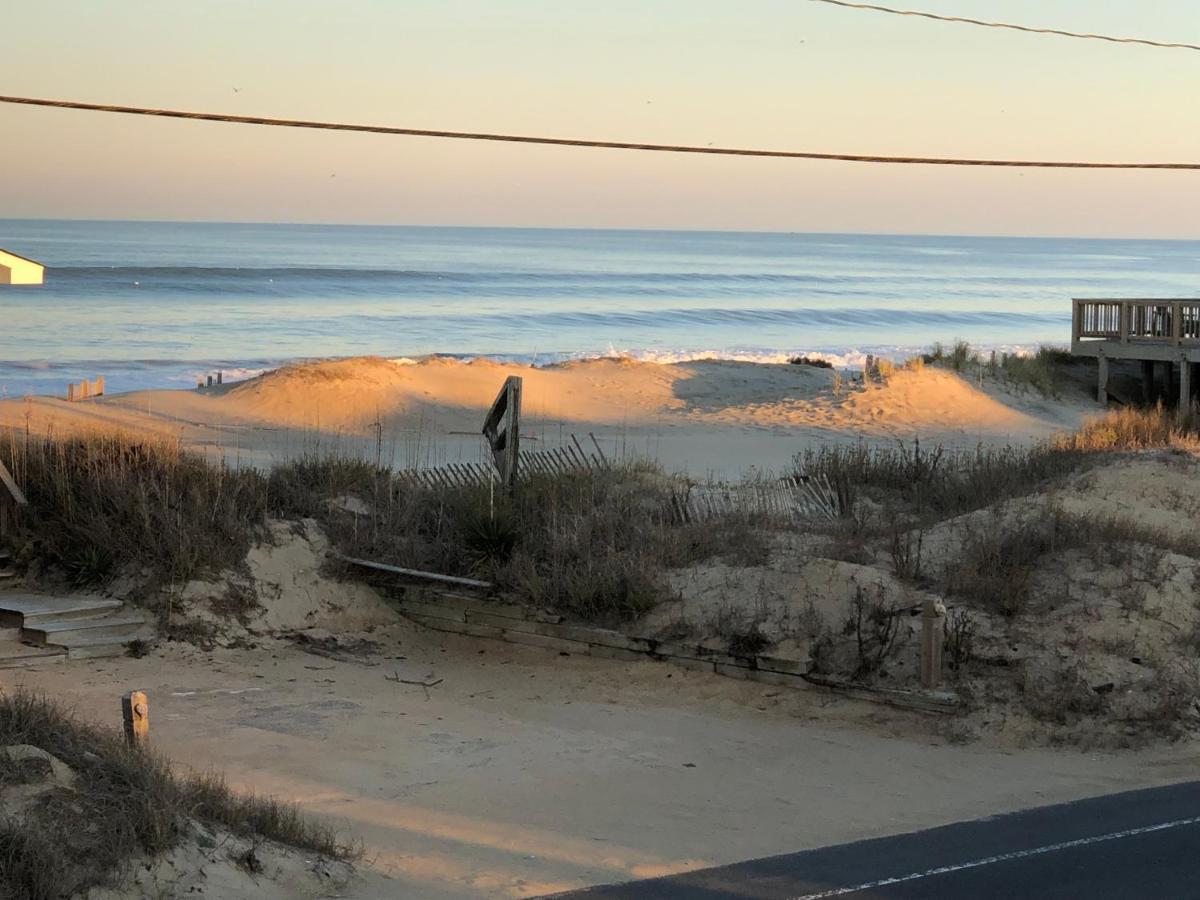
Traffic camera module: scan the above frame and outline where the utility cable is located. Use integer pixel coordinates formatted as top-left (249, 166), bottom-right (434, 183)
top-left (1, 94), bottom-right (1197, 169)
top-left (806, 0), bottom-right (1200, 53)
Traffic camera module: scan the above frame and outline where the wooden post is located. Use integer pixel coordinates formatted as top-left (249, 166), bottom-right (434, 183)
top-left (94, 376), bottom-right (104, 397)
top-left (920, 599), bottom-right (945, 690)
top-left (121, 691), bottom-right (149, 747)
top-left (1142, 360), bottom-right (1155, 404)
top-left (216, 371), bottom-right (223, 385)
top-left (1097, 353), bottom-right (1108, 405)
top-left (80, 379), bottom-right (91, 401)
top-left (206, 375), bottom-right (214, 388)
top-left (67, 383), bottom-right (75, 402)
top-left (1180, 357), bottom-right (1192, 410)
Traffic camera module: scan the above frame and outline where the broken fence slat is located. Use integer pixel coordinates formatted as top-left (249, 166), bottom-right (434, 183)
top-left (339, 555), bottom-right (493, 590)
top-left (588, 432), bottom-right (608, 466)
top-left (0, 459), bottom-right (27, 506)
top-left (569, 434), bottom-right (592, 470)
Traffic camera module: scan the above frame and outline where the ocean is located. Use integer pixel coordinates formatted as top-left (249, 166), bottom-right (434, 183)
top-left (1, 219), bottom-right (1197, 397)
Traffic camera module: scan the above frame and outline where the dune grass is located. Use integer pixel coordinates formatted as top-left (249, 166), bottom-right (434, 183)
top-left (796, 405), bottom-right (1200, 522)
top-left (0, 690), bottom-right (356, 900)
top-left (0, 430), bottom-right (268, 593)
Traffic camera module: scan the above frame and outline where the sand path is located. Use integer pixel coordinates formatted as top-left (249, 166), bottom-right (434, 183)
top-left (3, 625), bottom-right (1193, 898)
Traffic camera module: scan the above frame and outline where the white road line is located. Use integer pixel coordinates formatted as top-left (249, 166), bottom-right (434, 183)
top-left (790, 815), bottom-right (1200, 899)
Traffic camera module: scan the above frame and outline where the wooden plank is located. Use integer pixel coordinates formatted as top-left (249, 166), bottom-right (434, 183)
top-left (339, 555), bottom-right (493, 590)
top-left (0, 459), bottom-right (26, 506)
top-left (588, 432), bottom-right (608, 466)
top-left (569, 434), bottom-right (592, 470)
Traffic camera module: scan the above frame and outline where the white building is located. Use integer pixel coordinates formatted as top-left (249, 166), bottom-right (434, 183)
top-left (0, 249), bottom-right (44, 285)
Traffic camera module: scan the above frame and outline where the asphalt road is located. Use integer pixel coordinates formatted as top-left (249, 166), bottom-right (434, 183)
top-left (547, 781), bottom-right (1200, 899)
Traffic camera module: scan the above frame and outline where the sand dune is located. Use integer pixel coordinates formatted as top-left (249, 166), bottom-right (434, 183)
top-left (0, 356), bottom-right (1094, 475)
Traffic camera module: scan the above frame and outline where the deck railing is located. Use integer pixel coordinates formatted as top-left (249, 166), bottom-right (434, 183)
top-left (1073, 299), bottom-right (1200, 346)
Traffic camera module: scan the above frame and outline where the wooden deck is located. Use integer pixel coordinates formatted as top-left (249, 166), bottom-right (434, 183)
top-left (1071, 299), bottom-right (1200, 405)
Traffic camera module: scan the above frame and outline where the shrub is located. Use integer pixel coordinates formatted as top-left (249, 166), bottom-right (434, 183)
top-left (841, 586), bottom-right (905, 678)
top-left (945, 507), bottom-right (1084, 616)
top-left (1023, 661), bottom-right (1109, 725)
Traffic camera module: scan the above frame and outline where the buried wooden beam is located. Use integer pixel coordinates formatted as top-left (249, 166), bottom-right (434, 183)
top-left (338, 554), bottom-right (493, 590)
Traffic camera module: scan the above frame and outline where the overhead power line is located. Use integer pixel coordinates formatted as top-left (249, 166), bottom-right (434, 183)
top-left (1, 94), bottom-right (1198, 170)
top-left (806, 0), bottom-right (1200, 52)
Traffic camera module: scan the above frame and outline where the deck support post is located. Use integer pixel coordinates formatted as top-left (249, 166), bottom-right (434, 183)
top-left (1096, 354), bottom-right (1109, 405)
top-left (1181, 358), bottom-right (1193, 411)
top-left (1142, 360), bottom-right (1156, 404)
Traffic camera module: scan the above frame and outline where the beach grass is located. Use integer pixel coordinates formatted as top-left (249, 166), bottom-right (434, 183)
top-left (0, 689), bottom-right (356, 900)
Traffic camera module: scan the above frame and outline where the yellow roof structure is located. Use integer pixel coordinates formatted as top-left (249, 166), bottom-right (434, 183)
top-left (0, 249), bottom-right (44, 285)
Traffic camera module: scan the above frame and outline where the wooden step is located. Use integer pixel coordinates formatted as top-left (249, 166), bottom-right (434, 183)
top-left (63, 633), bottom-right (143, 660)
top-left (0, 640), bottom-right (66, 669)
top-left (0, 594), bottom-right (124, 628)
top-left (24, 613), bottom-right (146, 647)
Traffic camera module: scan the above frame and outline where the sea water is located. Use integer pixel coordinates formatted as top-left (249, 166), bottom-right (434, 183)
top-left (0, 219), bottom-right (1196, 396)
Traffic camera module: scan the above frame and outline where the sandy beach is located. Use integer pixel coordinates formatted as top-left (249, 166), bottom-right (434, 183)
top-left (0, 355), bottom-right (1097, 476)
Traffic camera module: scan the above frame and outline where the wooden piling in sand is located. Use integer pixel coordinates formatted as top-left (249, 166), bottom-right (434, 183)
top-left (122, 691), bottom-right (149, 747)
top-left (920, 600), bottom-right (945, 690)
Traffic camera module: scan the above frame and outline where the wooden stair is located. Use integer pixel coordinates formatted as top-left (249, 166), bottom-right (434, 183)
top-left (0, 594), bottom-right (147, 660)
top-left (0, 549), bottom-right (15, 583)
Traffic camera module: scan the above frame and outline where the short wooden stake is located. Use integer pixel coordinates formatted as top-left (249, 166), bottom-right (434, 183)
top-left (122, 691), bottom-right (149, 747)
top-left (206, 374), bottom-right (214, 388)
top-left (67, 383), bottom-right (75, 402)
top-left (920, 599), bottom-right (945, 690)
top-left (216, 371), bottom-right (223, 385)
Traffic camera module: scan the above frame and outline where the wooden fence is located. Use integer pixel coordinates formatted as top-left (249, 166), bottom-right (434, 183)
top-left (394, 435), bottom-right (608, 491)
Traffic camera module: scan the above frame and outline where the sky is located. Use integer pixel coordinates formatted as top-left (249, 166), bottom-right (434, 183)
top-left (1, 0), bottom-right (1198, 237)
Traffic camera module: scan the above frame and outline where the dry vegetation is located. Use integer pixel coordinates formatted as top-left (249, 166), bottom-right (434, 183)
top-left (0, 430), bottom-right (760, 628)
top-left (783, 403), bottom-right (1200, 745)
top-left (7, 358), bottom-right (1200, 746)
top-left (0, 690), bottom-right (356, 900)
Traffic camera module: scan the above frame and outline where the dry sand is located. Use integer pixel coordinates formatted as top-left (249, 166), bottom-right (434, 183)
top-left (0, 356), bottom-right (1095, 475)
top-left (3, 625), bottom-right (1192, 899)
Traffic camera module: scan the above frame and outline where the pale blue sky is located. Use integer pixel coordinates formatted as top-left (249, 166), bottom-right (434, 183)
top-left (2, 1), bottom-right (1197, 236)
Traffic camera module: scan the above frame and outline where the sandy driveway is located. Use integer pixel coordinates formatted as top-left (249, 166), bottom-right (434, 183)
top-left (2, 621), bottom-right (1193, 898)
